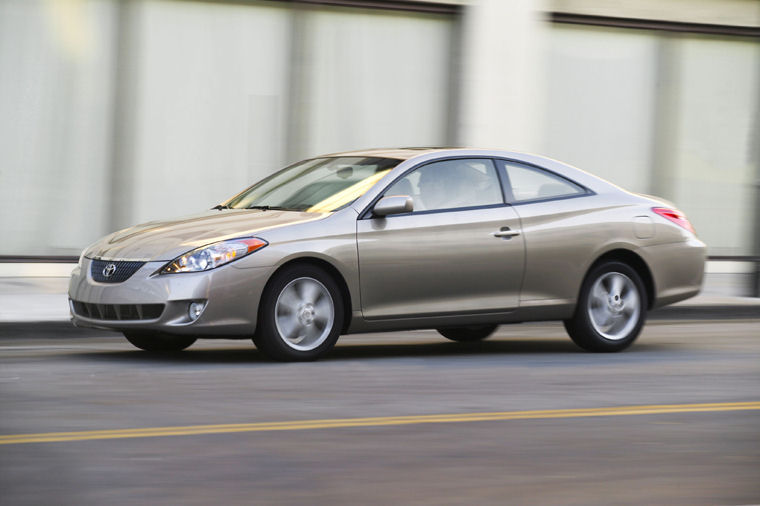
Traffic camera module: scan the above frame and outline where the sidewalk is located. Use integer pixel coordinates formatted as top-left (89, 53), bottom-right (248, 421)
top-left (0, 264), bottom-right (757, 325)
top-left (0, 276), bottom-right (71, 323)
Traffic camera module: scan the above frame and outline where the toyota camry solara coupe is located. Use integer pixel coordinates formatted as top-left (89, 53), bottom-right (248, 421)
top-left (69, 148), bottom-right (705, 360)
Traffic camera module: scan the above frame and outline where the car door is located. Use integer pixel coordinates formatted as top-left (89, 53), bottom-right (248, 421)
top-left (356, 158), bottom-right (525, 320)
top-left (495, 158), bottom-right (599, 305)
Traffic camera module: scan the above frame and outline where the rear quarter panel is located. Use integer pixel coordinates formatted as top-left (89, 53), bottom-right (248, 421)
top-left (514, 192), bottom-right (693, 311)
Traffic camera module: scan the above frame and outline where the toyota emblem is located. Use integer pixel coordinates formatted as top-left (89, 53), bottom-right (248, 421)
top-left (102, 263), bottom-right (117, 278)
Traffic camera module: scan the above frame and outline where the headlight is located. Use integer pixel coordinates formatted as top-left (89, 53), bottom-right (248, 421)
top-left (159, 237), bottom-right (268, 274)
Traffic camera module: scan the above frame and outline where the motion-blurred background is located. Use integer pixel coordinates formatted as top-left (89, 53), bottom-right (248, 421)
top-left (1, 0), bottom-right (758, 265)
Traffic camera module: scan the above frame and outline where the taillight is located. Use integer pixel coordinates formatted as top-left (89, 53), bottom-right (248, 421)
top-left (652, 207), bottom-right (696, 234)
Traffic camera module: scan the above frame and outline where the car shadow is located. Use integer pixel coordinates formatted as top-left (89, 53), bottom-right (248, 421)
top-left (69, 337), bottom-right (670, 365)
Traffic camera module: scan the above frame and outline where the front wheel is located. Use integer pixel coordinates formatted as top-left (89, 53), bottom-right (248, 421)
top-left (123, 331), bottom-right (196, 352)
top-left (253, 265), bottom-right (344, 361)
top-left (437, 325), bottom-right (498, 342)
top-left (564, 261), bottom-right (647, 352)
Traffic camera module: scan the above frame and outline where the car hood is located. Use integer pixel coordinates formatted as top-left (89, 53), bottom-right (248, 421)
top-left (85, 209), bottom-right (329, 261)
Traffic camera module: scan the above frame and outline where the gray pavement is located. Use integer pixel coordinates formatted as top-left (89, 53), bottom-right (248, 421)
top-left (1, 320), bottom-right (759, 505)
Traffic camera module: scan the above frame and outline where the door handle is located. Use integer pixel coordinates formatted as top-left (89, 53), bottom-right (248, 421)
top-left (492, 227), bottom-right (520, 239)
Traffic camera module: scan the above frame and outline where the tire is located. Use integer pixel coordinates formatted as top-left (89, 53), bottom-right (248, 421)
top-left (564, 261), bottom-right (647, 352)
top-left (123, 331), bottom-right (196, 352)
top-left (437, 325), bottom-right (498, 342)
top-left (253, 264), bottom-right (344, 361)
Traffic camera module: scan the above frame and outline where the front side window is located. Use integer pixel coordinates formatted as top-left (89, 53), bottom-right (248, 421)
top-left (225, 157), bottom-right (400, 212)
top-left (499, 160), bottom-right (586, 203)
top-left (383, 158), bottom-right (504, 212)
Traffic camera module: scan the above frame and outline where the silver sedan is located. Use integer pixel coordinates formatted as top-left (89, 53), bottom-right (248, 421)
top-left (69, 148), bottom-right (706, 360)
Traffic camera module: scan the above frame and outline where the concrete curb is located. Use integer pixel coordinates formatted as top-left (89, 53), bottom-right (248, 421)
top-left (1, 305), bottom-right (757, 340)
top-left (649, 305), bottom-right (760, 320)
top-left (0, 322), bottom-right (112, 339)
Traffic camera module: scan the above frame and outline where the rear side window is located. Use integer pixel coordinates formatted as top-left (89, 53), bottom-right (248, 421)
top-left (499, 160), bottom-right (586, 203)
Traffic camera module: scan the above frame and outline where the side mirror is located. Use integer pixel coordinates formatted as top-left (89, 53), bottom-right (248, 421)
top-left (372, 195), bottom-right (413, 217)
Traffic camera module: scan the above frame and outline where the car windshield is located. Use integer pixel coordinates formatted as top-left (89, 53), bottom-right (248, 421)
top-left (224, 157), bottom-right (401, 212)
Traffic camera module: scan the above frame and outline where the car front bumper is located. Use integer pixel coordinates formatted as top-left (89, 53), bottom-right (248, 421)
top-left (68, 258), bottom-right (270, 336)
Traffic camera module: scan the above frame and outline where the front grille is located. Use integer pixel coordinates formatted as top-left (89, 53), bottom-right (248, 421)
top-left (71, 300), bottom-right (164, 321)
top-left (90, 259), bottom-right (145, 283)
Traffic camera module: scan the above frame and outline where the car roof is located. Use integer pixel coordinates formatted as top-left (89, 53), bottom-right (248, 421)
top-left (322, 147), bottom-right (463, 160)
top-left (321, 147), bottom-right (567, 165)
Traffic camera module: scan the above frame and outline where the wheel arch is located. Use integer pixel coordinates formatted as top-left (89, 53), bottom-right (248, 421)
top-left (259, 256), bottom-right (354, 333)
top-left (585, 249), bottom-right (656, 310)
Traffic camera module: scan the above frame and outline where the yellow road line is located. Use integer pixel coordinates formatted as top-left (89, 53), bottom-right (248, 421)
top-left (2, 401), bottom-right (759, 445)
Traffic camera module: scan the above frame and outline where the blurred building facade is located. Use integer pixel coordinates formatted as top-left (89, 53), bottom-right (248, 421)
top-left (1, 0), bottom-right (758, 259)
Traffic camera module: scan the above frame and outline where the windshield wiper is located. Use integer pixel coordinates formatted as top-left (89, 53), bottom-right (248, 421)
top-left (247, 205), bottom-right (296, 211)
top-left (211, 204), bottom-right (229, 210)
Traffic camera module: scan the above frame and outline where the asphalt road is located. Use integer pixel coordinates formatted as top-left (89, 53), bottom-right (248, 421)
top-left (1, 320), bottom-right (759, 505)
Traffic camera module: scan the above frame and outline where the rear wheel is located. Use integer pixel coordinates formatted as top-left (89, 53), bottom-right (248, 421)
top-left (437, 325), bottom-right (498, 342)
top-left (123, 331), bottom-right (196, 352)
top-left (253, 264), bottom-right (344, 361)
top-left (564, 261), bottom-right (647, 352)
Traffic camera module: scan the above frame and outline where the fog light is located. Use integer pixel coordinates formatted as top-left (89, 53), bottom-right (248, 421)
top-left (188, 301), bottom-right (206, 321)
